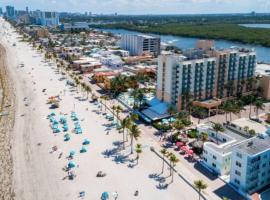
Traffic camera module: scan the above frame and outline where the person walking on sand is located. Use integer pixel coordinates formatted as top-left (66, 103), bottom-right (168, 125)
top-left (113, 191), bottom-right (118, 200)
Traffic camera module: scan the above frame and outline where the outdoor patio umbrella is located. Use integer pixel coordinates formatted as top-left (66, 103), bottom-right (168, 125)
top-left (176, 142), bottom-right (184, 147)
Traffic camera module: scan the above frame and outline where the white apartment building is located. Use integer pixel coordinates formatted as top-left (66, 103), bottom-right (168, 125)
top-left (120, 34), bottom-right (160, 56)
top-left (198, 123), bottom-right (245, 176)
top-left (230, 131), bottom-right (270, 196)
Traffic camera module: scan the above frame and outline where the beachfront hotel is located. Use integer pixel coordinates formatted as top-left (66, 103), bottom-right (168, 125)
top-left (230, 131), bottom-right (270, 195)
top-left (156, 40), bottom-right (256, 111)
top-left (120, 34), bottom-right (161, 56)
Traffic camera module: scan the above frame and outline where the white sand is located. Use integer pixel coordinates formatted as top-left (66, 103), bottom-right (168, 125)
top-left (0, 18), bottom-right (214, 200)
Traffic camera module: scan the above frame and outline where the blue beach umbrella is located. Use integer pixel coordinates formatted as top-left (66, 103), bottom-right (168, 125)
top-left (82, 139), bottom-right (90, 145)
top-left (68, 161), bottom-right (76, 169)
top-left (64, 134), bottom-right (70, 141)
top-left (80, 146), bottom-right (87, 153)
top-left (101, 192), bottom-right (109, 200)
top-left (69, 150), bottom-right (75, 157)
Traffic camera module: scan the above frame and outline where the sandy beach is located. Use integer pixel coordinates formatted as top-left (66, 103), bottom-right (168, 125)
top-left (0, 18), bottom-right (210, 200)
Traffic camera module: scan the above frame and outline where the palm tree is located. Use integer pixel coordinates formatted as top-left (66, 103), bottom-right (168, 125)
top-left (254, 100), bottom-right (265, 119)
top-left (160, 148), bottom-right (168, 174)
top-left (115, 105), bottom-right (123, 125)
top-left (100, 95), bottom-right (109, 113)
top-left (129, 124), bottom-right (141, 154)
top-left (111, 105), bottom-right (117, 120)
top-left (169, 154), bottom-right (179, 183)
top-left (212, 123), bottom-right (224, 144)
top-left (135, 144), bottom-right (142, 164)
top-left (120, 117), bottom-right (132, 149)
top-left (194, 180), bottom-right (207, 200)
top-left (248, 95), bottom-right (255, 119)
top-left (249, 129), bottom-right (256, 137)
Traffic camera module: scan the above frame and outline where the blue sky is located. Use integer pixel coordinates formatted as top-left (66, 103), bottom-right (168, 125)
top-left (1, 0), bottom-right (270, 14)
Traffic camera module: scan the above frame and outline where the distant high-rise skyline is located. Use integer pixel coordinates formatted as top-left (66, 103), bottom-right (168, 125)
top-left (1, 0), bottom-right (270, 15)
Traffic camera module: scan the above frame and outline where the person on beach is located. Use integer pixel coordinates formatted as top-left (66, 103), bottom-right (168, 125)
top-left (113, 191), bottom-right (118, 200)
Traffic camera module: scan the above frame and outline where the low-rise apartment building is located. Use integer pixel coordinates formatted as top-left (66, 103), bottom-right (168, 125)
top-left (198, 123), bottom-right (245, 176)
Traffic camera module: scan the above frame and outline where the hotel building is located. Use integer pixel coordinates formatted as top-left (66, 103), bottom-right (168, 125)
top-left (120, 34), bottom-right (160, 56)
top-left (156, 41), bottom-right (256, 111)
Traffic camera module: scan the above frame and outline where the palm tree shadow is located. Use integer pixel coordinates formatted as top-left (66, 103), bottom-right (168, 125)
top-left (101, 140), bottom-right (131, 165)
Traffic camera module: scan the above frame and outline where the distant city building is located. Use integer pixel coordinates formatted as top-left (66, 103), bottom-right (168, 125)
top-left (5, 6), bottom-right (15, 19)
top-left (0, 7), bottom-right (3, 15)
top-left (120, 34), bottom-right (161, 56)
top-left (230, 132), bottom-right (270, 195)
top-left (156, 40), bottom-right (256, 111)
top-left (61, 22), bottom-right (89, 32)
top-left (40, 11), bottom-right (59, 27)
top-left (26, 6), bottom-right (29, 13)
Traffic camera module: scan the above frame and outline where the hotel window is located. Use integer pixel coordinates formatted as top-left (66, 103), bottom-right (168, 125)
top-left (236, 161), bottom-right (242, 167)
top-left (213, 155), bottom-right (217, 160)
top-left (235, 170), bottom-right (241, 176)
top-left (236, 152), bottom-right (242, 159)
top-left (234, 179), bottom-right (240, 185)
top-left (212, 163), bottom-right (216, 168)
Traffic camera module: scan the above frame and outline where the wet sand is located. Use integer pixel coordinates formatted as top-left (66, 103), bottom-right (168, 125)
top-left (0, 44), bottom-right (15, 200)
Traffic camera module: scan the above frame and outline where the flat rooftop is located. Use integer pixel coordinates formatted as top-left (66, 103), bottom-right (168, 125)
top-left (230, 118), bottom-right (267, 134)
top-left (235, 136), bottom-right (270, 156)
top-left (204, 129), bottom-right (246, 154)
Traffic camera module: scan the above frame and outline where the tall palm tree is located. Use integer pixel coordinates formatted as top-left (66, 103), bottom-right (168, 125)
top-left (254, 100), bottom-right (265, 119)
top-left (111, 105), bottom-right (117, 120)
top-left (120, 117), bottom-right (132, 149)
top-left (160, 148), bottom-right (167, 174)
top-left (135, 144), bottom-right (142, 164)
top-left (169, 154), bottom-right (179, 183)
top-left (115, 105), bottom-right (123, 125)
top-left (129, 124), bottom-right (141, 154)
top-left (194, 180), bottom-right (207, 200)
top-left (248, 95), bottom-right (255, 119)
top-left (212, 123), bottom-right (224, 144)
top-left (100, 95), bottom-right (109, 113)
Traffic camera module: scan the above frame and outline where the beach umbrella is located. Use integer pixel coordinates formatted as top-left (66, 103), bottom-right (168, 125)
top-left (101, 192), bottom-right (109, 200)
top-left (64, 134), bottom-right (70, 141)
top-left (68, 161), bottom-right (76, 169)
top-left (69, 150), bottom-right (75, 157)
top-left (80, 146), bottom-right (87, 153)
top-left (82, 139), bottom-right (90, 145)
